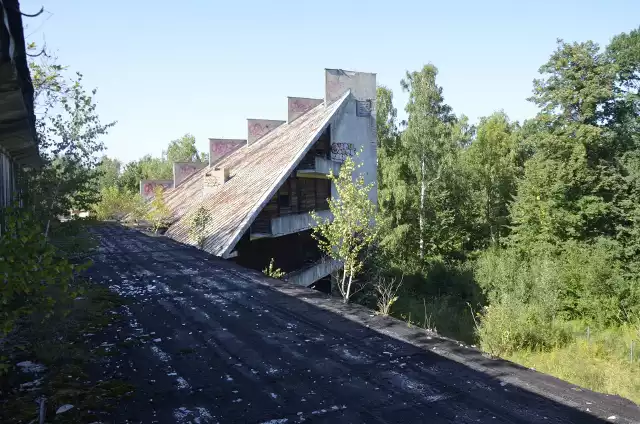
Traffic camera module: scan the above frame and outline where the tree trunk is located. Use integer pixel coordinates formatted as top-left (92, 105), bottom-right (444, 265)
top-left (345, 265), bottom-right (354, 303)
top-left (340, 266), bottom-right (348, 301)
top-left (419, 157), bottom-right (425, 259)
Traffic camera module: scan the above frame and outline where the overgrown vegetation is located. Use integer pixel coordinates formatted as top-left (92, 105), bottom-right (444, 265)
top-left (262, 258), bottom-right (286, 279)
top-left (189, 205), bottom-right (211, 248)
top-left (372, 27), bottom-right (640, 403)
top-left (312, 155), bottom-right (378, 303)
top-left (1, 42), bottom-right (132, 419)
top-left (146, 185), bottom-right (171, 232)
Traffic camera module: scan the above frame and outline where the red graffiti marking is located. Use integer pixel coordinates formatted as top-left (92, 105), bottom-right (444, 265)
top-left (249, 123), bottom-right (266, 137)
top-left (143, 182), bottom-right (171, 196)
top-left (327, 78), bottom-right (345, 97)
top-left (290, 99), bottom-right (313, 114)
top-left (213, 142), bottom-right (241, 156)
top-left (179, 165), bottom-right (199, 174)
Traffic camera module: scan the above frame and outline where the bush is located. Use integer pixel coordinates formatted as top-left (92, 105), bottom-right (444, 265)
top-left (94, 186), bottom-right (144, 222)
top-left (476, 299), bottom-right (572, 356)
top-left (0, 205), bottom-right (82, 336)
top-left (476, 241), bottom-right (633, 329)
top-left (189, 205), bottom-right (211, 248)
top-left (146, 186), bottom-right (171, 232)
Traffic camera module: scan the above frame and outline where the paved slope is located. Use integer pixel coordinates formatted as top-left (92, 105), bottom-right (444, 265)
top-left (86, 225), bottom-right (640, 424)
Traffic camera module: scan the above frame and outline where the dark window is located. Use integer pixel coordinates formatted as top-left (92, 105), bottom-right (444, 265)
top-left (278, 192), bottom-right (290, 207)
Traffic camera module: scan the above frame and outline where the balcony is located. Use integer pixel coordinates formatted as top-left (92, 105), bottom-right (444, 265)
top-left (296, 156), bottom-right (341, 178)
top-left (285, 256), bottom-right (342, 287)
top-left (251, 210), bottom-right (333, 240)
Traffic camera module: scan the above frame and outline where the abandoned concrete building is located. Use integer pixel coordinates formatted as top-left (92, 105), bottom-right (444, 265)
top-left (0, 0), bottom-right (39, 227)
top-left (148, 69), bottom-right (377, 288)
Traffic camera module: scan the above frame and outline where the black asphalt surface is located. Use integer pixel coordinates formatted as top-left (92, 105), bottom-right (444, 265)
top-left (86, 224), bottom-right (640, 424)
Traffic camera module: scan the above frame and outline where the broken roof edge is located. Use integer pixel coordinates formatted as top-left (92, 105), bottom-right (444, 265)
top-left (218, 90), bottom-right (352, 258)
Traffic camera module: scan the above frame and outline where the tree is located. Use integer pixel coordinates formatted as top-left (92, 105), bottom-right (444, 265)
top-left (509, 35), bottom-right (640, 251)
top-left (96, 155), bottom-right (122, 191)
top-left (463, 112), bottom-right (521, 247)
top-left (24, 68), bottom-right (115, 222)
top-left (311, 156), bottom-right (378, 303)
top-left (146, 186), bottom-right (171, 232)
top-left (398, 65), bottom-right (468, 262)
top-left (165, 134), bottom-right (202, 163)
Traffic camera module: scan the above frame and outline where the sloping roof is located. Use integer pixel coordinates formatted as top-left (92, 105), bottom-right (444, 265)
top-left (164, 90), bottom-right (350, 257)
top-left (0, 0), bottom-right (39, 166)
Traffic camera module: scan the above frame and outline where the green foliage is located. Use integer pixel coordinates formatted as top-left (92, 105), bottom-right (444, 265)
top-left (146, 186), bottom-right (172, 232)
top-left (463, 112), bottom-right (521, 247)
top-left (188, 205), bottom-right (211, 248)
top-left (23, 69), bottom-right (115, 221)
top-left (312, 155), bottom-right (378, 303)
top-left (370, 29), bottom-right (640, 404)
top-left (96, 156), bottom-right (122, 191)
top-left (0, 205), bottom-right (83, 336)
top-left (94, 187), bottom-right (145, 222)
top-left (262, 258), bottom-right (285, 279)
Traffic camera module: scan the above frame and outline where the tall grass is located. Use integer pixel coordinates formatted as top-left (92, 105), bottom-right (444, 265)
top-left (507, 323), bottom-right (640, 404)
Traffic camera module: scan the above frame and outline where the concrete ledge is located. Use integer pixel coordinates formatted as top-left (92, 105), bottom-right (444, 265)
top-left (270, 210), bottom-right (332, 237)
top-left (285, 257), bottom-right (341, 287)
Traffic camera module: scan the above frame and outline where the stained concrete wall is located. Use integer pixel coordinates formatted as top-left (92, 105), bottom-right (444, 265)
top-left (247, 119), bottom-right (285, 145)
top-left (173, 162), bottom-right (207, 187)
top-left (203, 168), bottom-right (229, 196)
top-left (209, 139), bottom-right (246, 167)
top-left (285, 257), bottom-right (341, 288)
top-left (325, 69), bottom-right (377, 205)
top-left (288, 97), bottom-right (323, 123)
top-left (140, 180), bottom-right (173, 200)
top-left (270, 210), bottom-right (333, 238)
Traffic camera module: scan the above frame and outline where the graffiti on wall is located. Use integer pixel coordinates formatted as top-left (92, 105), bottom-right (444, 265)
top-left (140, 180), bottom-right (173, 200)
top-left (247, 119), bottom-right (285, 143)
top-left (174, 162), bottom-right (207, 187)
top-left (331, 142), bottom-right (356, 163)
top-left (288, 98), bottom-right (323, 122)
top-left (209, 139), bottom-right (246, 166)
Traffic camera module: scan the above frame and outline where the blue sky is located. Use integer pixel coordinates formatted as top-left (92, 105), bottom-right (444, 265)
top-left (20, 0), bottom-right (640, 163)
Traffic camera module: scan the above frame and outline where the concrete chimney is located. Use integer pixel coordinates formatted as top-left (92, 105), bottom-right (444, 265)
top-left (287, 97), bottom-right (323, 123)
top-left (203, 168), bottom-right (230, 196)
top-left (173, 162), bottom-right (207, 187)
top-left (325, 69), bottom-right (376, 106)
top-left (209, 139), bottom-right (246, 167)
top-left (247, 119), bottom-right (285, 145)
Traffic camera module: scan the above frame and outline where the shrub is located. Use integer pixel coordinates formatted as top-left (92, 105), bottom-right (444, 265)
top-left (263, 258), bottom-right (285, 279)
top-left (476, 299), bottom-right (572, 356)
top-left (189, 206), bottom-right (211, 248)
top-left (0, 205), bottom-right (81, 336)
top-left (94, 187), bottom-right (145, 222)
top-left (146, 186), bottom-right (171, 232)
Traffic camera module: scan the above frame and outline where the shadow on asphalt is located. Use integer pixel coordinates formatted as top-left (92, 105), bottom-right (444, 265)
top-left (84, 224), bottom-right (639, 424)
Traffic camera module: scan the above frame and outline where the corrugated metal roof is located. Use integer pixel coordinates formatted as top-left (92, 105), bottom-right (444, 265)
top-left (164, 90), bottom-right (350, 257)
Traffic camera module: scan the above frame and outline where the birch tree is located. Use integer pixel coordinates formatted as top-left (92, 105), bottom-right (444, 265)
top-left (399, 65), bottom-right (463, 261)
top-left (311, 156), bottom-right (377, 303)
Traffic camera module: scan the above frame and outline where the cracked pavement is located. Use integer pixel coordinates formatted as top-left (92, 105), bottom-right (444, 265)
top-left (85, 224), bottom-right (640, 423)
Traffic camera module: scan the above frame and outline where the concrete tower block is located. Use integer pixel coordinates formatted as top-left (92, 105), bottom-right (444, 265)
top-left (325, 69), bottom-right (376, 105)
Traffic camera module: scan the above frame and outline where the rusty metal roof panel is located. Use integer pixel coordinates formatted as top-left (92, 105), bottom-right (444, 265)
top-left (164, 91), bottom-right (349, 257)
